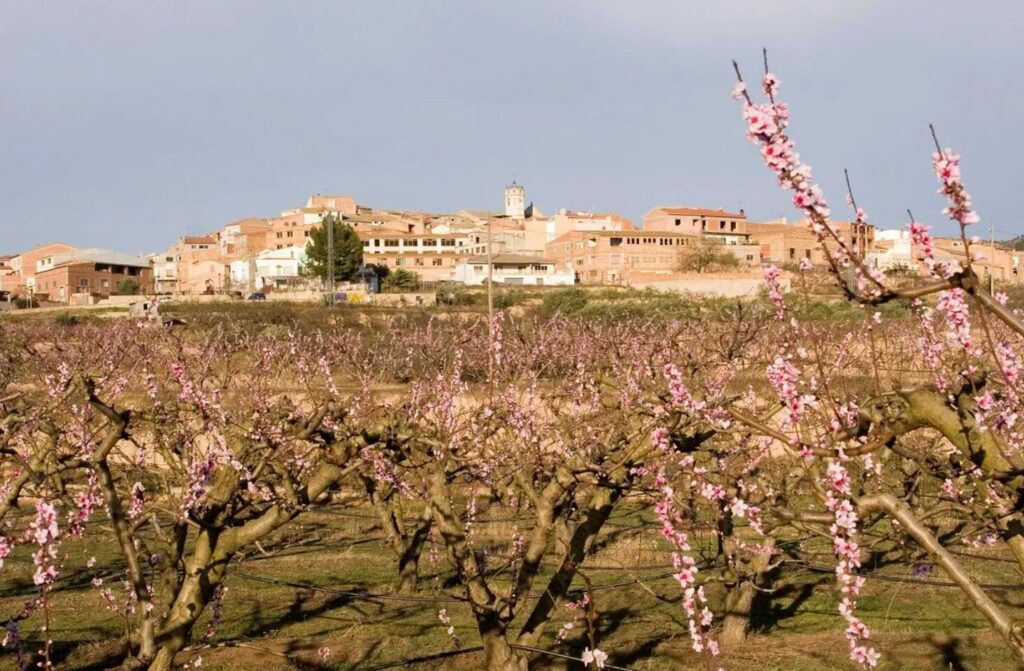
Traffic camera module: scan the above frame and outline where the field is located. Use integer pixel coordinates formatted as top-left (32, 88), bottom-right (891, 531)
top-left (2, 291), bottom-right (1024, 671)
top-left (3, 498), bottom-right (1022, 671)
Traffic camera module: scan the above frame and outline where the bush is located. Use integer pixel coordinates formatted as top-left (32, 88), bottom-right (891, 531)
top-left (381, 268), bottom-right (419, 292)
top-left (493, 288), bottom-right (526, 309)
top-left (116, 278), bottom-right (140, 295)
top-left (541, 287), bottom-right (589, 316)
top-left (436, 284), bottom-right (482, 306)
top-left (54, 312), bottom-right (80, 327)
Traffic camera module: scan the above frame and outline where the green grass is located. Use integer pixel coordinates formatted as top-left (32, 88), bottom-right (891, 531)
top-left (1, 504), bottom-right (1021, 670)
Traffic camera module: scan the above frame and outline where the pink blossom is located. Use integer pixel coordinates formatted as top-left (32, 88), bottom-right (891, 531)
top-left (581, 647), bottom-right (608, 668)
top-left (762, 73), bottom-right (781, 98)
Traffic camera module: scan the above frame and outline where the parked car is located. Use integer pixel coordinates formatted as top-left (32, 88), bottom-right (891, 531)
top-left (247, 292), bottom-right (266, 301)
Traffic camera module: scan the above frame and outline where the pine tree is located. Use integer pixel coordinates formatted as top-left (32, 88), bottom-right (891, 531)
top-left (303, 214), bottom-right (364, 282)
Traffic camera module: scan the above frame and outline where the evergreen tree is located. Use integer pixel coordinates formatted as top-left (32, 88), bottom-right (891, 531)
top-left (303, 214), bottom-right (364, 282)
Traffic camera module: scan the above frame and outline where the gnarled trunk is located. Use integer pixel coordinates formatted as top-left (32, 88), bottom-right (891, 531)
top-left (480, 616), bottom-right (529, 671)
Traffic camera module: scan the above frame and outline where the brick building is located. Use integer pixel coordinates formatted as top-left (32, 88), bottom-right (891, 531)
top-left (746, 219), bottom-right (875, 266)
top-left (33, 249), bottom-right (153, 302)
top-left (545, 230), bottom-right (700, 284)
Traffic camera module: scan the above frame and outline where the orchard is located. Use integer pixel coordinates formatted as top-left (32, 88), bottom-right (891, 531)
top-left (2, 60), bottom-right (1024, 671)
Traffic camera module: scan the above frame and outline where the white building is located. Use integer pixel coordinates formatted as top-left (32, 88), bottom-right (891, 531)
top-left (230, 246), bottom-right (307, 290)
top-left (453, 254), bottom-right (575, 286)
top-left (149, 252), bottom-right (178, 294)
top-left (872, 229), bottom-right (915, 272)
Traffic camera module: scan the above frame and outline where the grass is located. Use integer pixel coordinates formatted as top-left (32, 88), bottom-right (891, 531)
top-left (1, 503), bottom-right (1021, 671)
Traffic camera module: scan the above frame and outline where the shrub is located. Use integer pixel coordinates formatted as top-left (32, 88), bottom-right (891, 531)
top-left (116, 278), bottom-right (140, 295)
top-left (541, 287), bottom-right (589, 316)
top-left (54, 312), bottom-right (80, 327)
top-left (381, 268), bottom-right (419, 292)
top-left (493, 288), bottom-right (526, 309)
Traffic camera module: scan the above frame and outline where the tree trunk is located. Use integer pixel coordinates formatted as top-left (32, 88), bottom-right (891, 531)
top-left (395, 511), bottom-right (433, 593)
top-left (480, 620), bottom-right (529, 671)
top-left (721, 579), bottom-right (756, 645)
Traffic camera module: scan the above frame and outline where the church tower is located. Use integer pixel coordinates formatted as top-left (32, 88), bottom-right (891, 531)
top-left (504, 180), bottom-right (525, 219)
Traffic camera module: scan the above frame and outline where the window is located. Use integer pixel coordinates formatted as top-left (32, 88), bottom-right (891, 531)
top-left (432, 258), bottom-right (443, 266)
top-left (730, 221), bottom-right (736, 231)
top-left (384, 240), bottom-right (400, 247)
top-left (79, 278), bottom-right (89, 288)
top-left (441, 239), bottom-right (456, 247)
top-left (719, 221), bottom-right (725, 229)
top-left (396, 258), bottom-right (406, 266)
top-left (287, 231), bottom-right (293, 238)
top-left (789, 248), bottom-right (796, 259)
top-left (101, 279), bottom-right (109, 288)
top-left (805, 249), bottom-right (811, 259)
top-left (746, 255), bottom-right (754, 261)
top-left (674, 218), bottom-right (681, 226)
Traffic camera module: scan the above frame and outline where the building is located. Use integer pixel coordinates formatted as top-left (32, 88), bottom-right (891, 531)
top-left (505, 181), bottom-right (526, 219)
top-left (33, 248), bottom-right (153, 302)
top-left (7, 242), bottom-right (78, 293)
top-left (267, 194), bottom-right (360, 249)
top-left (930, 237), bottom-right (1019, 282)
top-left (453, 254), bottom-right (574, 286)
top-left (229, 246), bottom-right (307, 291)
top-left (0, 256), bottom-right (17, 294)
top-left (746, 219), bottom-right (875, 267)
top-left (545, 230), bottom-right (700, 284)
top-left (643, 207), bottom-right (760, 266)
top-left (360, 230), bottom-right (475, 282)
top-left (644, 207), bottom-right (749, 240)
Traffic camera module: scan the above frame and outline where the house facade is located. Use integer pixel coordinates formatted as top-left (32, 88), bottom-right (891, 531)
top-left (545, 230), bottom-right (700, 284)
top-left (453, 254), bottom-right (574, 286)
top-left (33, 249), bottom-right (153, 302)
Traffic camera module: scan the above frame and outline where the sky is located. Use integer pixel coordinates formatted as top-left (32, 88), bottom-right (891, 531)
top-left (1, 1), bottom-right (1022, 255)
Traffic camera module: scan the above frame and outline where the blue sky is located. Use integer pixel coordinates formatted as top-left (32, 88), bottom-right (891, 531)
top-left (1, 1), bottom-right (1022, 254)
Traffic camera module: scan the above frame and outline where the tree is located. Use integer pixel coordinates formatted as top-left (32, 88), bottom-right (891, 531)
top-left (381, 267), bottom-right (418, 292)
top-left (115, 278), bottom-right (140, 295)
top-left (676, 244), bottom-right (741, 273)
top-left (303, 214), bottom-right (363, 283)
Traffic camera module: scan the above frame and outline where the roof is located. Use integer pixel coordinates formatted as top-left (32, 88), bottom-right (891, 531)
top-left (50, 248), bottom-right (151, 269)
top-left (226, 217), bottom-right (270, 231)
top-left (457, 209), bottom-right (501, 219)
top-left (181, 235), bottom-right (217, 245)
top-left (653, 207), bottom-right (747, 219)
top-left (463, 254), bottom-right (553, 265)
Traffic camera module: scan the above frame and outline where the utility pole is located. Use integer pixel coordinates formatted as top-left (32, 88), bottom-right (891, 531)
top-left (991, 221), bottom-right (996, 294)
top-left (326, 215), bottom-right (335, 305)
top-left (486, 216), bottom-right (494, 393)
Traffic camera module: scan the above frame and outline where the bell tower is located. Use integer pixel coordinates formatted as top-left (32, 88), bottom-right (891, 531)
top-left (504, 180), bottom-right (525, 219)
